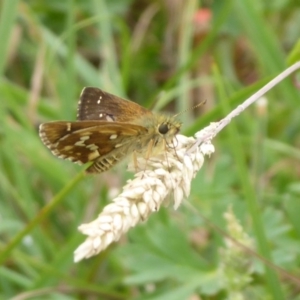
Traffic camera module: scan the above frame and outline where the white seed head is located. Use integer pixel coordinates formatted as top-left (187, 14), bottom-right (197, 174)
top-left (74, 132), bottom-right (215, 262)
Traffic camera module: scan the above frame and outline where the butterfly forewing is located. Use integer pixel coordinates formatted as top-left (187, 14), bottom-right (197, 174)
top-left (77, 87), bottom-right (152, 122)
top-left (39, 121), bottom-right (148, 165)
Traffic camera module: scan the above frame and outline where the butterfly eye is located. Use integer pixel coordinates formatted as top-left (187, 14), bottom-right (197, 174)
top-left (158, 123), bottom-right (169, 134)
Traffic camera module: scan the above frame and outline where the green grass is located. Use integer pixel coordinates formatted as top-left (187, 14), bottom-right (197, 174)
top-left (1, 0), bottom-right (300, 299)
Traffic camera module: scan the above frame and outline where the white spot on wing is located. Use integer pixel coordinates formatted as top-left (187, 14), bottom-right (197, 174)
top-left (80, 135), bottom-right (90, 141)
top-left (68, 156), bottom-right (76, 161)
top-left (52, 149), bottom-right (60, 155)
top-left (75, 140), bottom-right (85, 147)
top-left (63, 145), bottom-right (74, 151)
top-left (106, 115), bottom-right (114, 122)
top-left (110, 134), bottom-right (117, 140)
top-left (88, 150), bottom-right (101, 160)
top-left (86, 144), bottom-right (98, 151)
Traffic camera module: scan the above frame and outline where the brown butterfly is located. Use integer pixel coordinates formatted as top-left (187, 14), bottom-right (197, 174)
top-left (39, 87), bottom-right (181, 173)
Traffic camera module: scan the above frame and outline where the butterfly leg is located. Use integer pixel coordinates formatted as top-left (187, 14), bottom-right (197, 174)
top-left (161, 139), bottom-right (172, 173)
top-left (134, 139), bottom-right (155, 177)
top-left (132, 150), bottom-right (138, 172)
top-left (145, 138), bottom-right (155, 160)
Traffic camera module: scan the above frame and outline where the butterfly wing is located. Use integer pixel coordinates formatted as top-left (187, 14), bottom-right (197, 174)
top-left (39, 121), bottom-right (148, 172)
top-left (77, 87), bottom-right (152, 122)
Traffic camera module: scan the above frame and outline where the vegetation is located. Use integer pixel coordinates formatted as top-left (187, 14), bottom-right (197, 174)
top-left (1, 0), bottom-right (300, 299)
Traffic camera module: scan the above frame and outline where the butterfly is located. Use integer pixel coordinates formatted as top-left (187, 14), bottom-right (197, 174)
top-left (39, 87), bottom-right (181, 173)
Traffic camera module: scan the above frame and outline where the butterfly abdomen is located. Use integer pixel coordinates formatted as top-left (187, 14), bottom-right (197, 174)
top-left (87, 153), bottom-right (125, 173)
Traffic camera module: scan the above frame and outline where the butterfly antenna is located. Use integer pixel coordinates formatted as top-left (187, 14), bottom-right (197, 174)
top-left (174, 99), bottom-right (207, 118)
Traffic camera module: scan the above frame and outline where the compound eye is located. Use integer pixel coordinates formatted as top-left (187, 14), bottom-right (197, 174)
top-left (158, 123), bottom-right (169, 134)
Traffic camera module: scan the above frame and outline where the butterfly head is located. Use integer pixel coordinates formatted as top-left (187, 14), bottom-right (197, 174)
top-left (157, 118), bottom-right (181, 139)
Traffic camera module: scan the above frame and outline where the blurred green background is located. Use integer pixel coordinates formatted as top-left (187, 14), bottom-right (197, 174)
top-left (1, 0), bottom-right (300, 299)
